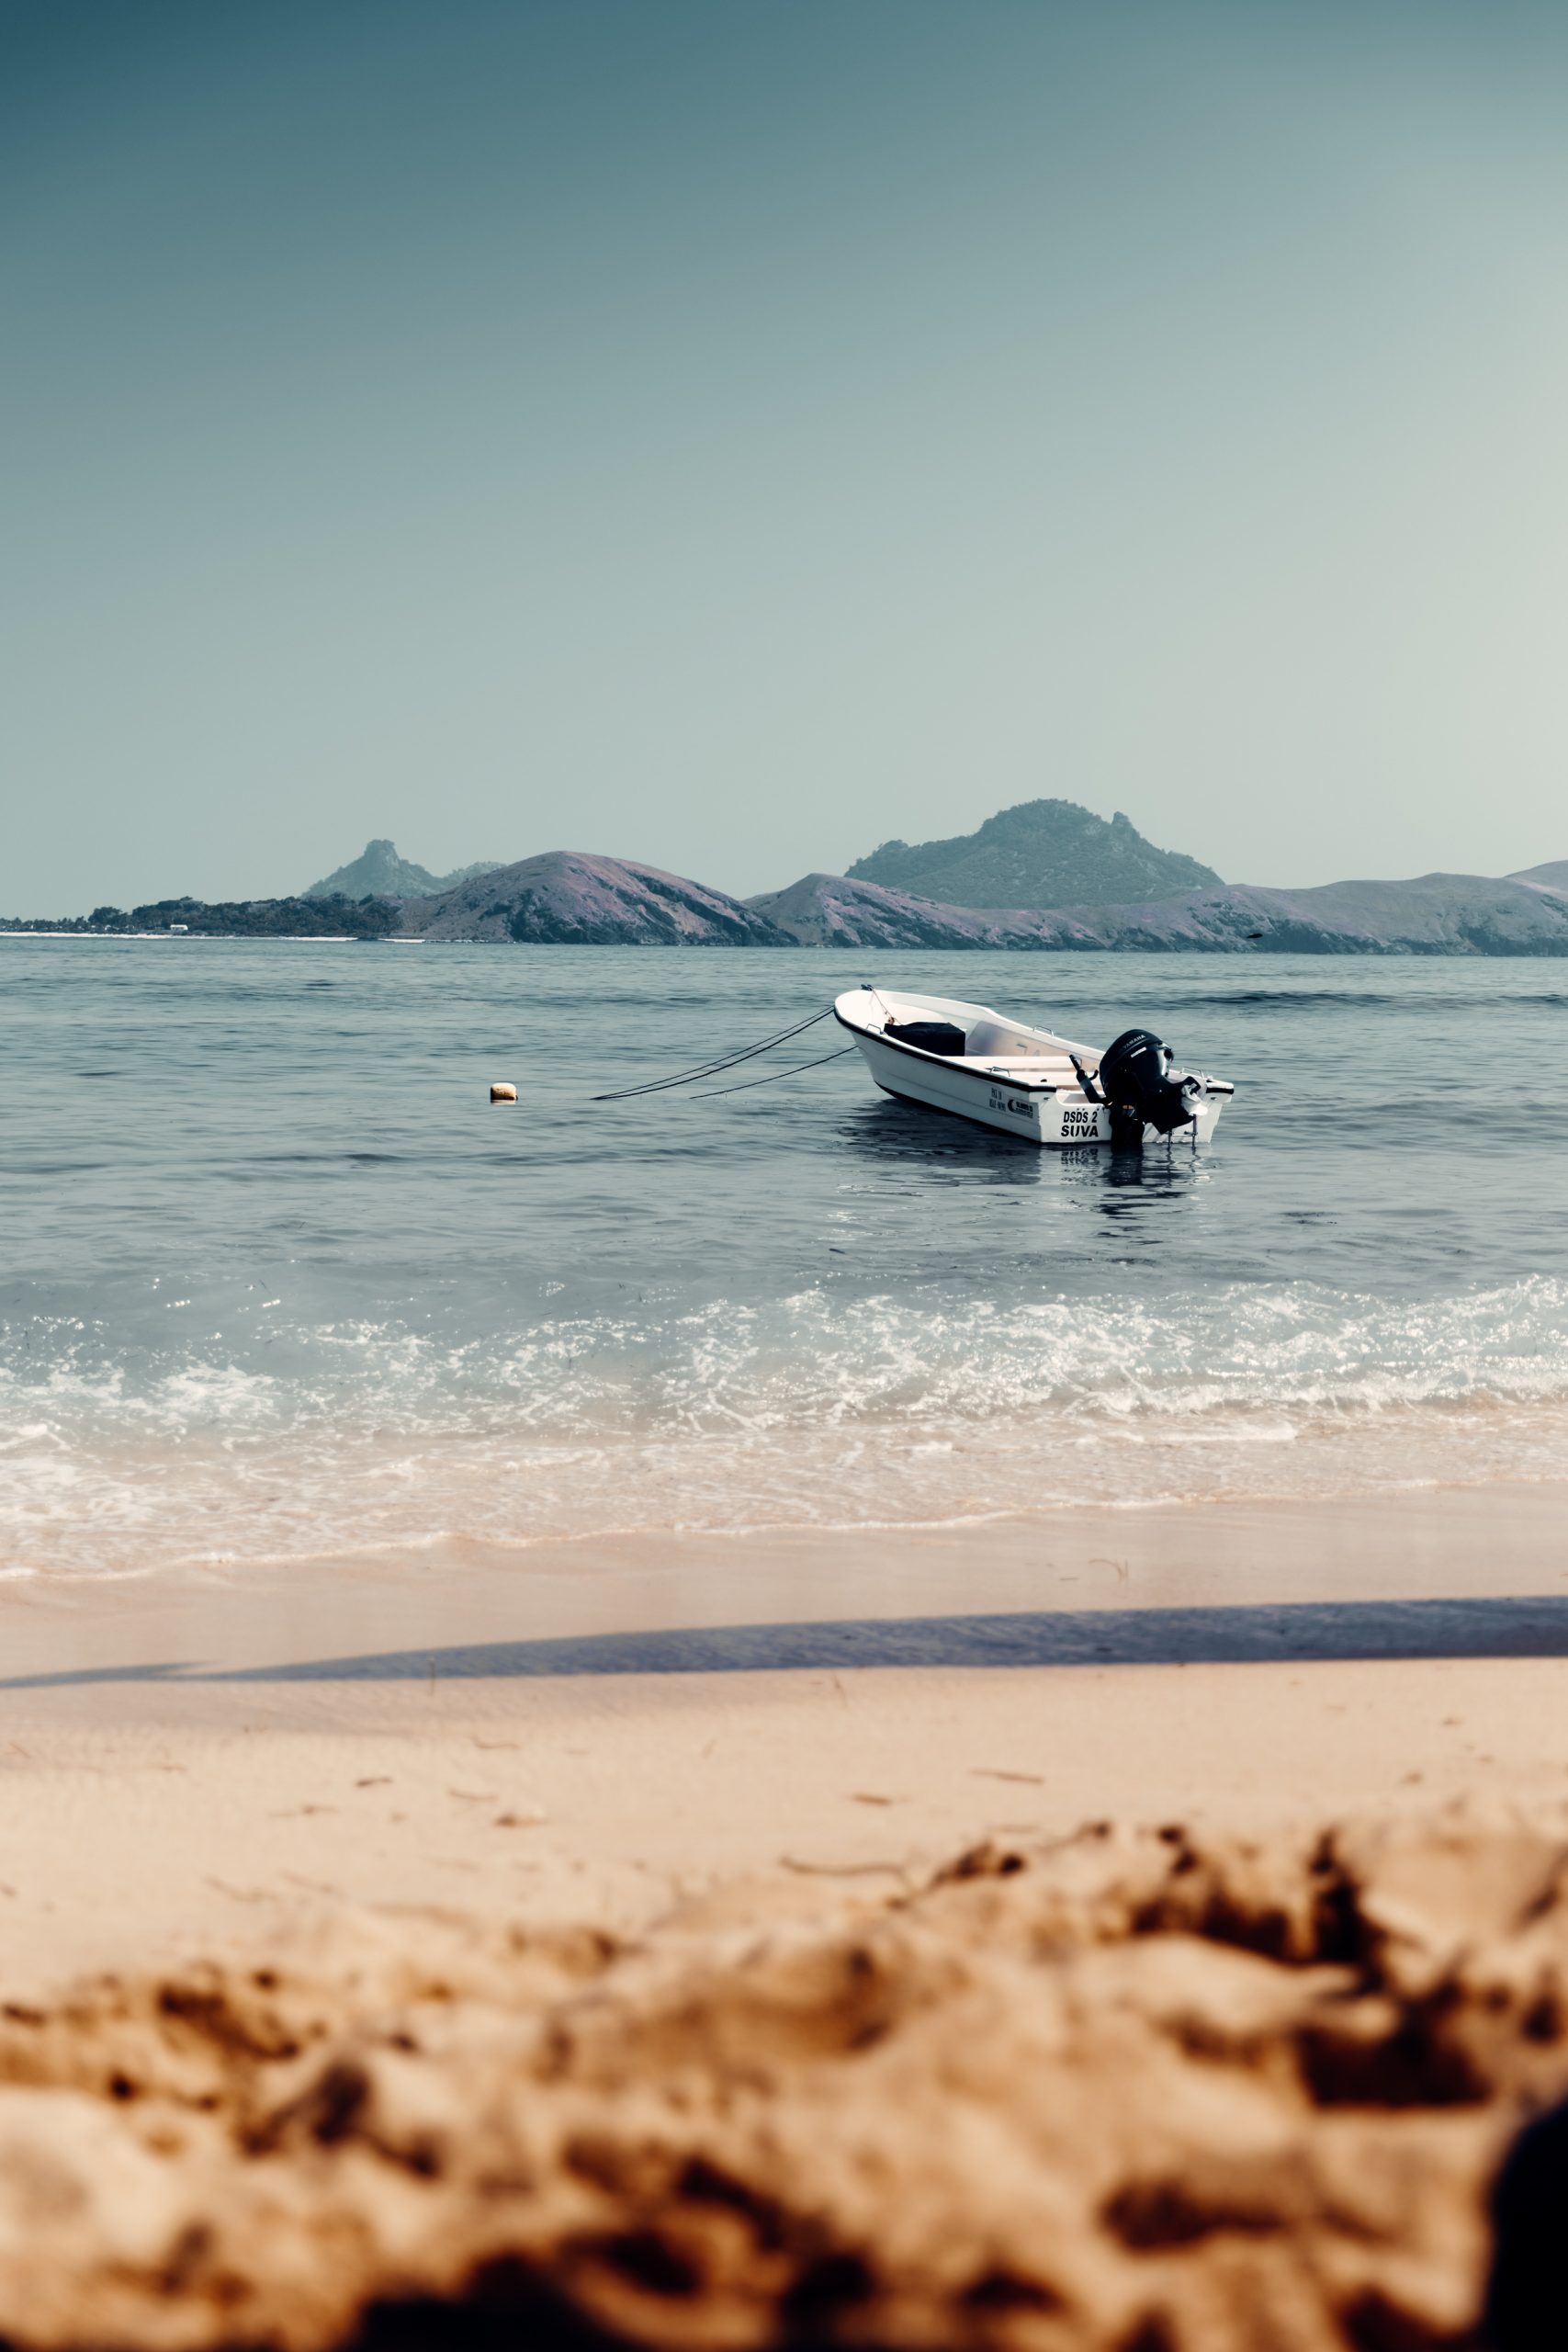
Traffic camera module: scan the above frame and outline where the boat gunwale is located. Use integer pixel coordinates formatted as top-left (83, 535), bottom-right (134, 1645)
top-left (831, 1001), bottom-right (1066, 1093)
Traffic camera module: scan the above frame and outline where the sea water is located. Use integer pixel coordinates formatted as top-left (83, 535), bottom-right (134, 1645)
top-left (4, 939), bottom-right (1568, 1581)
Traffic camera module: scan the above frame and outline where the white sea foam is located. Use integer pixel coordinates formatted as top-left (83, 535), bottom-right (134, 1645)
top-left (6, 1276), bottom-right (1568, 1577)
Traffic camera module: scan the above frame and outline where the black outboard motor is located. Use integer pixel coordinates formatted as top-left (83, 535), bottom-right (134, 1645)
top-left (1094, 1029), bottom-right (1197, 1138)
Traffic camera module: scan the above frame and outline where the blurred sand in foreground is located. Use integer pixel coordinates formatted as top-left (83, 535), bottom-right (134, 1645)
top-left (0, 1799), bottom-right (1562, 2349)
top-left (1, 1487), bottom-right (1566, 2346)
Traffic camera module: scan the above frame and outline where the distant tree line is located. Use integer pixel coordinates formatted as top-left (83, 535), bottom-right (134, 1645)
top-left (0, 895), bottom-right (402, 937)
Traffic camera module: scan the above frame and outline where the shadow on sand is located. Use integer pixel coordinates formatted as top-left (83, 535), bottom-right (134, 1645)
top-left (9, 1591), bottom-right (1568, 1690)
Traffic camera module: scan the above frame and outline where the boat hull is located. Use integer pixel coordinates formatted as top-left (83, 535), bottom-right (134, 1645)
top-left (847, 1029), bottom-right (1225, 1148)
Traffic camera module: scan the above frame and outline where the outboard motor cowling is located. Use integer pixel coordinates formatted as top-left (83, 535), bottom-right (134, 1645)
top-left (1096, 1029), bottom-right (1197, 1136)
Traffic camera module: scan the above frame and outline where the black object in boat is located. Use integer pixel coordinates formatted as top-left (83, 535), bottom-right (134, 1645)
top-left (1097, 1029), bottom-right (1196, 1136)
top-left (884, 1019), bottom-right (968, 1056)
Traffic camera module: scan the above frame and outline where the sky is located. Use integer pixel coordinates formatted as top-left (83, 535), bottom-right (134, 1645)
top-left (6, 0), bottom-right (1568, 912)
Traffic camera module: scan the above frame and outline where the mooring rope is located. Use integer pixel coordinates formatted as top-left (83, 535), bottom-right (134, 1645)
top-left (693, 1045), bottom-right (856, 1099)
top-left (592, 1007), bottom-right (834, 1102)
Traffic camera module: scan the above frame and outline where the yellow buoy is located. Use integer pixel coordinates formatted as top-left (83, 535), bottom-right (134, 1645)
top-left (490, 1082), bottom-right (517, 1103)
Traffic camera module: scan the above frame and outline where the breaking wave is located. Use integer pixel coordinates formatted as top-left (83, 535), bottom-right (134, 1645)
top-left (6, 1276), bottom-right (1568, 1577)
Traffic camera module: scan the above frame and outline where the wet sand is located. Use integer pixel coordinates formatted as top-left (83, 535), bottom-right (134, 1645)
top-left (2, 1486), bottom-right (1567, 2344)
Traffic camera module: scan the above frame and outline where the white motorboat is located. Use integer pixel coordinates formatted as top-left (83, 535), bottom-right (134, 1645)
top-left (834, 985), bottom-right (1233, 1148)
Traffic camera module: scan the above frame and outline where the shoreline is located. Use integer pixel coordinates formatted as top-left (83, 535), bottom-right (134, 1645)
top-left (10, 1476), bottom-right (1568, 1665)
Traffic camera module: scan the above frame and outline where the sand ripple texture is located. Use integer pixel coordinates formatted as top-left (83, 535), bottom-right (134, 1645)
top-left (0, 1810), bottom-right (1564, 2348)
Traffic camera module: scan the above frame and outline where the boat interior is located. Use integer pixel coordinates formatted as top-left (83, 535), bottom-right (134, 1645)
top-left (845, 989), bottom-right (1100, 1087)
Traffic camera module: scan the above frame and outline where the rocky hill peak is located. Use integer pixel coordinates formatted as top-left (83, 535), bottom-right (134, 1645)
top-left (302, 840), bottom-right (500, 901)
top-left (846, 797), bottom-right (1221, 909)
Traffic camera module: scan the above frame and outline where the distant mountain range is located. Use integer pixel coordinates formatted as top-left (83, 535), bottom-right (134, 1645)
top-left (302, 839), bottom-right (501, 900)
top-left (748, 866), bottom-right (1568, 954)
top-left (847, 798), bottom-right (1219, 907)
top-left (385, 804), bottom-right (1568, 953)
top-left (12, 802), bottom-right (1568, 952)
top-left (316, 804), bottom-right (1206, 915)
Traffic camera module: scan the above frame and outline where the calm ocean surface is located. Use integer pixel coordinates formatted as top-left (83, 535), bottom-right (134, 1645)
top-left (4, 940), bottom-right (1568, 1581)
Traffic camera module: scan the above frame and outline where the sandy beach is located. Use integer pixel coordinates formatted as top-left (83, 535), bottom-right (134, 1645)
top-left (0, 1488), bottom-right (1564, 2345)
top-left (6, 1485), bottom-right (1568, 1980)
